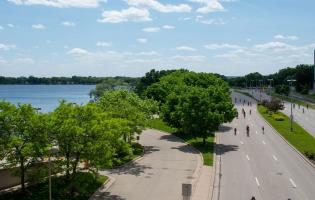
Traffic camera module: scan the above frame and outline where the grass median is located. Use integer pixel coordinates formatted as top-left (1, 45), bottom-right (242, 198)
top-left (257, 105), bottom-right (315, 160)
top-left (148, 118), bottom-right (214, 166)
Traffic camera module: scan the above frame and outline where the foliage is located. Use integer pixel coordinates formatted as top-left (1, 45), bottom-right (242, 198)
top-left (147, 118), bottom-right (177, 133)
top-left (145, 71), bottom-right (237, 144)
top-left (264, 97), bottom-right (284, 113)
top-left (0, 102), bottom-right (49, 191)
top-left (258, 105), bottom-right (315, 161)
top-left (0, 172), bottom-right (107, 200)
top-left (135, 69), bottom-right (188, 96)
top-left (271, 113), bottom-right (285, 121)
top-left (275, 84), bottom-right (290, 96)
top-left (89, 77), bottom-right (139, 99)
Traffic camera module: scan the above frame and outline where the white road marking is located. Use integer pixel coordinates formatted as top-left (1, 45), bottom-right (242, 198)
top-left (251, 123), bottom-right (254, 126)
top-left (262, 141), bottom-right (266, 145)
top-left (246, 155), bottom-right (250, 161)
top-left (240, 141), bottom-right (244, 145)
top-left (272, 155), bottom-right (278, 161)
top-left (289, 178), bottom-right (297, 188)
top-left (255, 177), bottom-right (260, 187)
top-left (255, 131), bottom-right (258, 134)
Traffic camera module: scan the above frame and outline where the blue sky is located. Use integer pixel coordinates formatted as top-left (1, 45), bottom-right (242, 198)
top-left (0, 0), bottom-right (314, 77)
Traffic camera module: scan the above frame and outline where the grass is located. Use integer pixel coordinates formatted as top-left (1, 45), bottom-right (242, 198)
top-left (0, 172), bottom-right (108, 200)
top-left (234, 89), bottom-right (256, 99)
top-left (271, 93), bottom-right (315, 110)
top-left (257, 105), bottom-right (315, 160)
top-left (148, 118), bottom-right (214, 166)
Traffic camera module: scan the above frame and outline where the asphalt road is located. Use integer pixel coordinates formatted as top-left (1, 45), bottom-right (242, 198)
top-left (245, 89), bottom-right (315, 138)
top-left (213, 92), bottom-right (315, 200)
top-left (94, 129), bottom-right (201, 200)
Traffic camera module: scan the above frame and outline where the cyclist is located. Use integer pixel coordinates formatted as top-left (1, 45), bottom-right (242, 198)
top-left (234, 128), bottom-right (237, 135)
top-left (262, 126), bottom-right (265, 134)
top-left (246, 125), bottom-right (250, 137)
top-left (250, 109), bottom-right (252, 115)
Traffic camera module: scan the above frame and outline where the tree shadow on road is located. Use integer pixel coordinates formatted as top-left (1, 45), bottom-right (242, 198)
top-left (159, 134), bottom-right (182, 143)
top-left (91, 191), bottom-right (126, 200)
top-left (143, 145), bottom-right (160, 155)
top-left (215, 143), bottom-right (239, 156)
top-left (109, 163), bottom-right (152, 177)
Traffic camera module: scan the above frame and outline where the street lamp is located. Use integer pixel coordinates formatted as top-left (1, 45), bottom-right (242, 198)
top-left (267, 79), bottom-right (274, 95)
top-left (287, 79), bottom-right (296, 132)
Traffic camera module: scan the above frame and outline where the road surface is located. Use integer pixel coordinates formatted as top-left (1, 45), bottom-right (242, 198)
top-left (93, 129), bottom-right (201, 200)
top-left (213, 92), bottom-right (315, 200)
top-left (245, 89), bottom-right (315, 138)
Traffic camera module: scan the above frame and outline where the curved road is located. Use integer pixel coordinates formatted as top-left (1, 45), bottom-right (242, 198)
top-left (93, 129), bottom-right (201, 200)
top-left (213, 92), bottom-right (315, 200)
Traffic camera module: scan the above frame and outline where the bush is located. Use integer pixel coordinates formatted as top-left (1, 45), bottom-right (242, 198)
top-left (272, 113), bottom-right (285, 121)
top-left (304, 151), bottom-right (315, 160)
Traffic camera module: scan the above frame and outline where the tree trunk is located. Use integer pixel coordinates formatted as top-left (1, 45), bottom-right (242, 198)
top-left (203, 137), bottom-right (206, 145)
top-left (72, 152), bottom-right (80, 175)
top-left (20, 157), bottom-right (25, 192)
top-left (66, 152), bottom-right (70, 179)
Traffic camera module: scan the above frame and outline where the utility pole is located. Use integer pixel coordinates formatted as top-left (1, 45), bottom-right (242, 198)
top-left (287, 80), bottom-right (296, 132)
top-left (267, 79), bottom-right (273, 95)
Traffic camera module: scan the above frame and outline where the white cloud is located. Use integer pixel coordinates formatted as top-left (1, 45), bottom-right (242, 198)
top-left (162, 25), bottom-right (175, 29)
top-left (205, 43), bottom-right (241, 49)
top-left (142, 27), bottom-right (160, 32)
top-left (189, 0), bottom-right (225, 13)
top-left (197, 17), bottom-right (226, 25)
top-left (96, 41), bottom-right (112, 47)
top-left (137, 38), bottom-right (147, 43)
top-left (125, 0), bottom-right (191, 13)
top-left (7, 24), bottom-right (14, 28)
top-left (172, 55), bottom-right (205, 62)
top-left (176, 46), bottom-right (196, 51)
top-left (274, 34), bottom-right (299, 41)
top-left (255, 42), bottom-right (293, 51)
top-left (0, 43), bottom-right (16, 50)
top-left (7, 0), bottom-right (107, 8)
top-left (0, 26), bottom-right (3, 30)
top-left (134, 51), bottom-right (159, 56)
top-left (32, 24), bottom-right (46, 29)
top-left (98, 7), bottom-right (151, 23)
top-left (61, 21), bottom-right (76, 27)
top-left (15, 57), bottom-right (34, 64)
top-left (67, 48), bottom-right (90, 55)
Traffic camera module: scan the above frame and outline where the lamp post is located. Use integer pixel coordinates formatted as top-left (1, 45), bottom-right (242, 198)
top-left (287, 80), bottom-right (296, 132)
top-left (267, 79), bottom-right (273, 96)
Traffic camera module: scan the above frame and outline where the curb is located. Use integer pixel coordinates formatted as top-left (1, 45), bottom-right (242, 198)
top-left (236, 90), bottom-right (315, 169)
top-left (210, 132), bottom-right (218, 200)
top-left (146, 128), bottom-right (204, 198)
top-left (257, 111), bottom-right (315, 169)
top-left (89, 174), bottom-right (116, 200)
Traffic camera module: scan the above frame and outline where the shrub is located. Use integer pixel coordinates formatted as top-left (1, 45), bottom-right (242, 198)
top-left (304, 151), bottom-right (315, 160)
top-left (272, 113), bottom-right (285, 121)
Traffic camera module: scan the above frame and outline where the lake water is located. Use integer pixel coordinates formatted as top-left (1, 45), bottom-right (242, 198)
top-left (0, 85), bottom-right (95, 112)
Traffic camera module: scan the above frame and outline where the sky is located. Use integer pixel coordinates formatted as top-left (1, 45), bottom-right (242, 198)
top-left (0, 0), bottom-right (315, 77)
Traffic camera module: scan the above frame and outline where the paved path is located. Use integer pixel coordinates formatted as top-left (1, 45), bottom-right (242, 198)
top-left (212, 92), bottom-right (315, 200)
top-left (92, 129), bottom-right (202, 200)
top-left (245, 89), bottom-right (315, 138)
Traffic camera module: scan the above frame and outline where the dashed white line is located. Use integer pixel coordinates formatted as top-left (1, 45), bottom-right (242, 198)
top-left (262, 141), bottom-right (266, 145)
top-left (272, 155), bottom-right (278, 161)
top-left (246, 155), bottom-right (250, 161)
top-left (255, 131), bottom-right (258, 134)
top-left (255, 177), bottom-right (260, 187)
top-left (240, 141), bottom-right (244, 145)
top-left (289, 178), bottom-right (297, 188)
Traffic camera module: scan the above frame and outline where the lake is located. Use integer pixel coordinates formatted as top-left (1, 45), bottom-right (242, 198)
top-left (0, 85), bottom-right (95, 112)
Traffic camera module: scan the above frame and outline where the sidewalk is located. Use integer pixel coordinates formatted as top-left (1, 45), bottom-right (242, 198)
top-left (192, 166), bottom-right (213, 200)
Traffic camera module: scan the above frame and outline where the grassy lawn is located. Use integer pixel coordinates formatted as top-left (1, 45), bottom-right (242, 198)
top-left (148, 119), bottom-right (214, 166)
top-left (234, 89), bottom-right (256, 100)
top-left (272, 93), bottom-right (315, 110)
top-left (257, 105), bottom-right (315, 160)
top-left (0, 172), bottom-right (107, 200)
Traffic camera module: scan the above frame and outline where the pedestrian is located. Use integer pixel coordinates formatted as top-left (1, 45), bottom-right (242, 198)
top-left (262, 126), bottom-right (264, 134)
top-left (307, 104), bottom-right (309, 109)
top-left (250, 109), bottom-right (251, 115)
top-left (234, 128), bottom-right (237, 135)
top-left (303, 108), bottom-right (305, 113)
top-left (251, 197), bottom-right (256, 200)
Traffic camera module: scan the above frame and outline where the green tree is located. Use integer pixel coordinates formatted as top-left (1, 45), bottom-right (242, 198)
top-left (146, 71), bottom-right (237, 144)
top-left (0, 102), bottom-right (48, 191)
